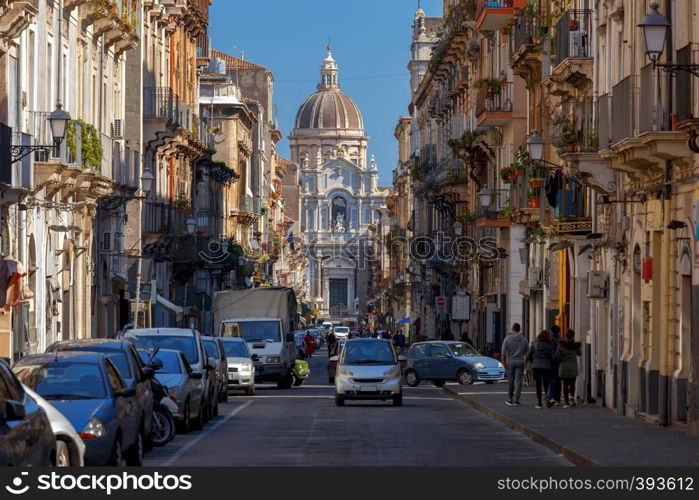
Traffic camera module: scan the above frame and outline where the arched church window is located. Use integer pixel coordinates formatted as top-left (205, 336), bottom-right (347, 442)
top-left (331, 197), bottom-right (347, 233)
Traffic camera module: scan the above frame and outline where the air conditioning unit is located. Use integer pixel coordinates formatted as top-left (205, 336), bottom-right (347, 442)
top-left (528, 267), bottom-right (542, 289)
top-left (102, 232), bottom-right (113, 252)
top-left (586, 270), bottom-right (608, 299)
top-left (113, 119), bottom-right (124, 138)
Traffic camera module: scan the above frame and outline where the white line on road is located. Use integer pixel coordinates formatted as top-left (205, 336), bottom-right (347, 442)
top-left (162, 400), bottom-right (253, 466)
top-left (250, 395), bottom-right (456, 401)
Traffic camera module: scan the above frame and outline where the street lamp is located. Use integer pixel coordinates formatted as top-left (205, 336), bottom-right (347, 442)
top-left (140, 170), bottom-right (154, 196)
top-left (11, 102), bottom-right (71, 163)
top-left (478, 187), bottom-right (492, 209)
top-left (186, 217), bottom-right (197, 235)
top-left (638, 2), bottom-right (699, 76)
top-left (526, 130), bottom-right (545, 162)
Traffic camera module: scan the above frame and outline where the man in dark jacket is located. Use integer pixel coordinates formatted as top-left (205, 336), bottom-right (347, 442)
top-left (526, 331), bottom-right (556, 408)
top-left (501, 323), bottom-right (528, 407)
top-left (547, 325), bottom-right (562, 405)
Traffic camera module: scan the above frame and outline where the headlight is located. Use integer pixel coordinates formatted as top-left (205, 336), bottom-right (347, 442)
top-left (80, 417), bottom-right (106, 439)
top-left (474, 362), bottom-right (485, 369)
top-left (267, 357), bottom-right (281, 363)
top-left (338, 367), bottom-right (353, 377)
top-left (497, 362), bottom-right (504, 368)
top-left (383, 366), bottom-right (400, 376)
top-left (240, 363), bottom-right (253, 371)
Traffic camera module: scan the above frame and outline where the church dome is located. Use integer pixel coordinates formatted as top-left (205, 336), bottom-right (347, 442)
top-left (294, 48), bottom-right (364, 131)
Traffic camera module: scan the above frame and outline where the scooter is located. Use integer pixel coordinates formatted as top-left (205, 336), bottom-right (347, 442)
top-left (150, 377), bottom-right (177, 447)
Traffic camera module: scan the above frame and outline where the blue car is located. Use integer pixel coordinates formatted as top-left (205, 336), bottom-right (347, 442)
top-left (404, 341), bottom-right (504, 386)
top-left (13, 352), bottom-right (142, 466)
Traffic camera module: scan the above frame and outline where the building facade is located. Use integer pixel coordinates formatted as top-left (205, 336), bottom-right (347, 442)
top-left (289, 49), bottom-right (388, 321)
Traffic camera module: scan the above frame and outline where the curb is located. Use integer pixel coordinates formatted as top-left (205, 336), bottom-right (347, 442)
top-left (443, 386), bottom-right (599, 467)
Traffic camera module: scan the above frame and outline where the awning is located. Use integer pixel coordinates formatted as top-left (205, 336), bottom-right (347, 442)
top-left (156, 294), bottom-right (184, 319)
top-left (396, 317), bottom-right (411, 324)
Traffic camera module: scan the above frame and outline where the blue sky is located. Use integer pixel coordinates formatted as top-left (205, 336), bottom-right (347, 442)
top-left (208, 0), bottom-right (442, 186)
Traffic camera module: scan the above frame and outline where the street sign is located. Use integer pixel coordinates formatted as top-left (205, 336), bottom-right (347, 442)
top-left (435, 296), bottom-right (447, 314)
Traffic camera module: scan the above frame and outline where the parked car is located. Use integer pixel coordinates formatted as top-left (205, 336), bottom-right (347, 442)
top-left (202, 336), bottom-right (229, 405)
top-left (46, 339), bottom-right (155, 448)
top-left (138, 349), bottom-right (204, 435)
top-left (327, 338), bottom-right (348, 384)
top-left (333, 339), bottom-right (404, 407)
top-left (123, 328), bottom-right (216, 427)
top-left (13, 352), bottom-right (142, 466)
top-left (404, 341), bottom-right (505, 387)
top-left (0, 359), bottom-right (55, 466)
top-left (219, 337), bottom-right (255, 395)
top-left (23, 385), bottom-right (85, 467)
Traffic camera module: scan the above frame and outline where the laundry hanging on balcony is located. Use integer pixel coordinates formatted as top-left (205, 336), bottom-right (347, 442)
top-left (0, 257), bottom-right (29, 310)
top-left (545, 171), bottom-right (563, 208)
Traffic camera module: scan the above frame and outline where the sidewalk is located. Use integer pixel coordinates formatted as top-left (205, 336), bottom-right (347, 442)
top-left (443, 381), bottom-right (699, 466)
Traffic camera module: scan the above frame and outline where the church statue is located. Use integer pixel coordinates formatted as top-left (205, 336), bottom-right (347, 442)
top-left (333, 213), bottom-right (346, 233)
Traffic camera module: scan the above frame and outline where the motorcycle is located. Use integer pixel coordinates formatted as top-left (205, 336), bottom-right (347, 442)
top-left (143, 348), bottom-right (177, 447)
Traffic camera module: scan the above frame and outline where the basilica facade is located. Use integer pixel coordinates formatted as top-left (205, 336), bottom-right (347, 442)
top-left (289, 49), bottom-right (388, 319)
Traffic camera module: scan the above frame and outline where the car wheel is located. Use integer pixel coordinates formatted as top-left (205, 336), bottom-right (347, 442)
top-left (55, 440), bottom-right (71, 467)
top-left (220, 384), bottom-right (229, 402)
top-left (328, 376), bottom-right (334, 385)
top-left (405, 369), bottom-right (420, 387)
top-left (212, 396), bottom-right (219, 417)
top-left (458, 368), bottom-right (474, 385)
top-left (392, 394), bottom-right (403, 406)
top-left (125, 429), bottom-right (144, 466)
top-left (192, 400), bottom-right (205, 430)
top-left (277, 370), bottom-right (293, 389)
top-left (293, 377), bottom-right (304, 387)
top-left (152, 409), bottom-right (175, 447)
top-left (179, 400), bottom-right (191, 433)
top-left (108, 436), bottom-right (126, 467)
top-left (335, 394), bottom-right (345, 407)
top-left (433, 379), bottom-right (446, 387)
top-left (244, 386), bottom-right (256, 396)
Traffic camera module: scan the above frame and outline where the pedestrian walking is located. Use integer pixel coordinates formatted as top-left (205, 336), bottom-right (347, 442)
top-left (526, 330), bottom-right (556, 409)
top-left (500, 323), bottom-right (528, 407)
top-left (546, 324), bottom-right (562, 405)
top-left (304, 331), bottom-right (315, 358)
top-left (327, 331), bottom-right (337, 352)
top-left (556, 329), bottom-right (582, 408)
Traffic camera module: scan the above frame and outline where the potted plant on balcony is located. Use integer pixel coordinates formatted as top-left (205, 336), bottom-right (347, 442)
top-left (529, 166), bottom-right (545, 187)
top-left (527, 186), bottom-right (541, 208)
top-left (474, 77), bottom-right (502, 97)
top-left (500, 166), bottom-right (514, 182)
top-left (568, 18), bottom-right (580, 31)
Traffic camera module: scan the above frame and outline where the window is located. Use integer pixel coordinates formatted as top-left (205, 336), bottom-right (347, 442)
top-left (410, 344), bottom-right (428, 358)
top-left (203, 340), bottom-right (219, 359)
top-left (15, 362), bottom-right (108, 399)
top-left (105, 360), bottom-right (126, 393)
top-left (331, 197), bottom-right (347, 232)
top-left (429, 344), bottom-right (451, 358)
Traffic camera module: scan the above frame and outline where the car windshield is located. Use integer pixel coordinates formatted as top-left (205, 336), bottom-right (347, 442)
top-left (334, 327), bottom-right (349, 334)
top-left (221, 341), bottom-right (249, 358)
top-left (341, 342), bottom-right (395, 365)
top-left (449, 343), bottom-right (481, 357)
top-left (14, 362), bottom-right (107, 399)
top-left (139, 351), bottom-right (182, 374)
top-left (131, 335), bottom-right (200, 365)
top-left (203, 340), bottom-right (219, 359)
top-left (55, 346), bottom-right (132, 379)
top-left (221, 321), bottom-right (281, 342)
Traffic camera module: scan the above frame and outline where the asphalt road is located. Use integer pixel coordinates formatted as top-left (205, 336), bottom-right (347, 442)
top-left (145, 346), bottom-right (571, 466)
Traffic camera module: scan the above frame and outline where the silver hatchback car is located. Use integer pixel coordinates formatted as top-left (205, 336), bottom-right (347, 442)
top-left (333, 339), bottom-right (404, 407)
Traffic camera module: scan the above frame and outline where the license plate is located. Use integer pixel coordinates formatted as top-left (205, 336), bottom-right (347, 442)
top-left (360, 386), bottom-right (378, 392)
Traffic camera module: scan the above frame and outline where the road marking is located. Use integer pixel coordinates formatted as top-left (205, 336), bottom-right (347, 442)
top-left (161, 400), bottom-right (253, 466)
top-left (250, 395), bottom-right (456, 401)
top-left (452, 391), bottom-right (537, 395)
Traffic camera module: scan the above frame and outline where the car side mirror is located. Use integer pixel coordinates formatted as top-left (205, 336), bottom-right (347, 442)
top-left (142, 367), bottom-right (156, 380)
top-left (116, 388), bottom-right (136, 398)
top-left (4, 400), bottom-right (26, 420)
top-left (205, 357), bottom-right (216, 370)
top-left (397, 355), bottom-right (407, 362)
top-left (251, 354), bottom-right (259, 362)
top-left (329, 356), bottom-right (339, 362)
top-left (189, 372), bottom-right (203, 380)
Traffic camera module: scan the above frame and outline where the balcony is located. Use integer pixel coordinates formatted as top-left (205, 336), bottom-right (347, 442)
top-left (144, 87), bottom-right (196, 133)
top-left (510, 12), bottom-right (542, 87)
top-left (476, 0), bottom-right (525, 31)
top-left (81, 0), bottom-right (140, 54)
top-left (474, 189), bottom-right (512, 228)
top-left (143, 201), bottom-right (171, 235)
top-left (476, 81), bottom-right (513, 126)
top-left (230, 195), bottom-right (261, 226)
top-left (610, 75), bottom-right (636, 145)
top-left (0, 0), bottom-right (38, 40)
top-left (549, 10), bottom-right (593, 92)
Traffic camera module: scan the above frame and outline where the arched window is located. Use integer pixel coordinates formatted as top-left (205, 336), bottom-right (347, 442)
top-left (331, 197), bottom-right (347, 232)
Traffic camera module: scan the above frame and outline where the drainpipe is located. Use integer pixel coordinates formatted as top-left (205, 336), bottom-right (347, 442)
top-left (659, 159), bottom-right (673, 426)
